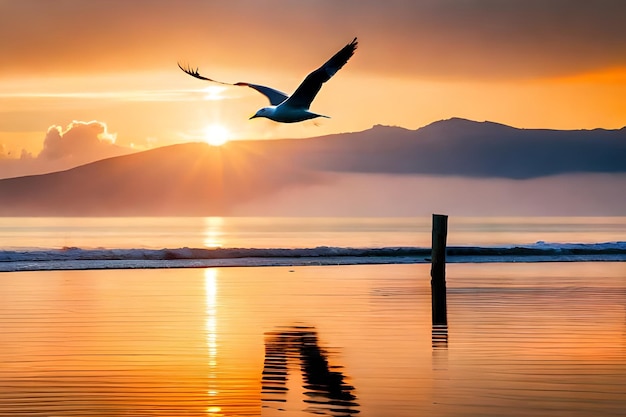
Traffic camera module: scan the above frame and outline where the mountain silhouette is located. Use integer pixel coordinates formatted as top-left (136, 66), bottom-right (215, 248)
top-left (0, 142), bottom-right (319, 216)
top-left (0, 118), bottom-right (624, 216)
top-left (260, 118), bottom-right (626, 178)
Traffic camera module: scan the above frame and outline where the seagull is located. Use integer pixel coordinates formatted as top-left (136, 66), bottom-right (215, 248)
top-left (178, 37), bottom-right (358, 123)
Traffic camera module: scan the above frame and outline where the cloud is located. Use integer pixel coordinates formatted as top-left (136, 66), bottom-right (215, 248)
top-left (39, 120), bottom-right (117, 161)
top-left (0, 120), bottom-right (134, 179)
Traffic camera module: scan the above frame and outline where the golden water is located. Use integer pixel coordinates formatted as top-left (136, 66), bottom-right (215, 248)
top-left (0, 263), bottom-right (624, 416)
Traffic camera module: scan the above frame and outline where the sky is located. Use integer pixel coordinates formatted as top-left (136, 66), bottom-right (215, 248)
top-left (1, 0), bottom-right (626, 178)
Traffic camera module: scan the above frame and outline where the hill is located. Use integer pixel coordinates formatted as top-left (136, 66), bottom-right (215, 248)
top-left (256, 118), bottom-right (626, 178)
top-left (0, 118), bottom-right (624, 216)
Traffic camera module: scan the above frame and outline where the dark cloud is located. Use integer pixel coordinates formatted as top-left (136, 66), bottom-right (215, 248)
top-left (1, 0), bottom-right (625, 79)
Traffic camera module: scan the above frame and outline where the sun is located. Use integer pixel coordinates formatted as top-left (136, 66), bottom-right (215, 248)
top-left (203, 124), bottom-right (230, 146)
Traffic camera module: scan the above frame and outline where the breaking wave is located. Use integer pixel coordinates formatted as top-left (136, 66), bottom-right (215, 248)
top-left (1, 241), bottom-right (624, 272)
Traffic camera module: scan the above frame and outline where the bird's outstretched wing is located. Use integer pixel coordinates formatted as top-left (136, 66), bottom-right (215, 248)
top-left (284, 37), bottom-right (358, 110)
top-left (177, 63), bottom-right (289, 105)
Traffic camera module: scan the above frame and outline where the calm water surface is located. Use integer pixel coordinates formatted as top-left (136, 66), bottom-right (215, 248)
top-left (0, 263), bottom-right (624, 416)
top-left (1, 216), bottom-right (625, 250)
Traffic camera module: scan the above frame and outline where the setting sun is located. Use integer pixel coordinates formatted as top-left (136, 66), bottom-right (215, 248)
top-left (203, 124), bottom-right (230, 146)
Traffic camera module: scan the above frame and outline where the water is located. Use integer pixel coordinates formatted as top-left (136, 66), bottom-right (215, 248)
top-left (0, 217), bottom-right (625, 415)
top-left (0, 263), bottom-right (624, 416)
top-left (2, 216), bottom-right (625, 250)
top-left (1, 217), bottom-right (625, 271)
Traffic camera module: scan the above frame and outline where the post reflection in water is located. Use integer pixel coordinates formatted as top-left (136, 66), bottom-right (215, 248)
top-left (204, 268), bottom-right (221, 415)
top-left (432, 324), bottom-right (449, 350)
top-left (261, 325), bottom-right (359, 417)
top-left (431, 324), bottom-right (449, 408)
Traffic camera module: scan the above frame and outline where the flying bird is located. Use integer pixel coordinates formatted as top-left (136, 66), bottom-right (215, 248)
top-left (178, 37), bottom-right (358, 123)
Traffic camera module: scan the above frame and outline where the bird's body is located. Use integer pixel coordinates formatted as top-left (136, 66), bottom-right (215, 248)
top-left (253, 106), bottom-right (328, 123)
top-left (179, 38), bottom-right (357, 123)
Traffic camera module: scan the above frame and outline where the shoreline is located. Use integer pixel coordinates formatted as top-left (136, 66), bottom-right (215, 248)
top-left (2, 257), bottom-right (625, 273)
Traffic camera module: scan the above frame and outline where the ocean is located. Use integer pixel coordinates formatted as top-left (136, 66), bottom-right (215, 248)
top-left (1, 216), bottom-right (625, 271)
top-left (0, 217), bottom-right (625, 416)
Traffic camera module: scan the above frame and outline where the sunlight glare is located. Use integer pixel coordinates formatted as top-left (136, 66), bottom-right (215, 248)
top-left (203, 217), bottom-right (224, 248)
top-left (202, 85), bottom-right (227, 101)
top-left (205, 269), bottom-right (220, 413)
top-left (203, 124), bottom-right (230, 146)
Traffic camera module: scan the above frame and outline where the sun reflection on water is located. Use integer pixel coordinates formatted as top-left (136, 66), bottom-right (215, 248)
top-left (204, 268), bottom-right (221, 415)
top-left (203, 217), bottom-right (224, 248)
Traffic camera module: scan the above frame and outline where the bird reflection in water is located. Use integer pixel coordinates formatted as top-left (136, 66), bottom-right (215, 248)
top-left (261, 325), bottom-right (359, 416)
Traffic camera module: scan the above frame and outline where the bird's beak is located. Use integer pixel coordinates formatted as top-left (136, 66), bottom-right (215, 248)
top-left (249, 114), bottom-right (258, 120)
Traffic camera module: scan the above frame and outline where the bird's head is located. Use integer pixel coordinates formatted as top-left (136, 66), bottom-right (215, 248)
top-left (250, 107), bottom-right (273, 120)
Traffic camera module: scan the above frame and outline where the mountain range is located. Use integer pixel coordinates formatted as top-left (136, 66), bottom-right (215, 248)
top-left (1, 118), bottom-right (624, 216)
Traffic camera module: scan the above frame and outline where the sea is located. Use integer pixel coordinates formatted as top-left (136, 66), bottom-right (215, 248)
top-left (0, 216), bottom-right (625, 416)
top-left (1, 216), bottom-right (625, 271)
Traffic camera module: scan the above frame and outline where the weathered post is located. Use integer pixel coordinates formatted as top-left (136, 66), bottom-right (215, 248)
top-left (431, 214), bottom-right (448, 326)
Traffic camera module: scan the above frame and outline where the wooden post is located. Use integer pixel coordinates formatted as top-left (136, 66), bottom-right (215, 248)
top-left (431, 214), bottom-right (448, 326)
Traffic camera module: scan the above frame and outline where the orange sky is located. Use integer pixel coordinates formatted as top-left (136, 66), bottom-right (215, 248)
top-left (1, 0), bottom-right (625, 177)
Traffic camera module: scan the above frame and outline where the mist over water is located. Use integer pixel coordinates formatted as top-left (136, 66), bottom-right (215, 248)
top-left (234, 173), bottom-right (626, 217)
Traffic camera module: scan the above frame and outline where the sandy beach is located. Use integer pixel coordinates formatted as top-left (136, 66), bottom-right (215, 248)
top-left (1, 262), bottom-right (624, 416)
